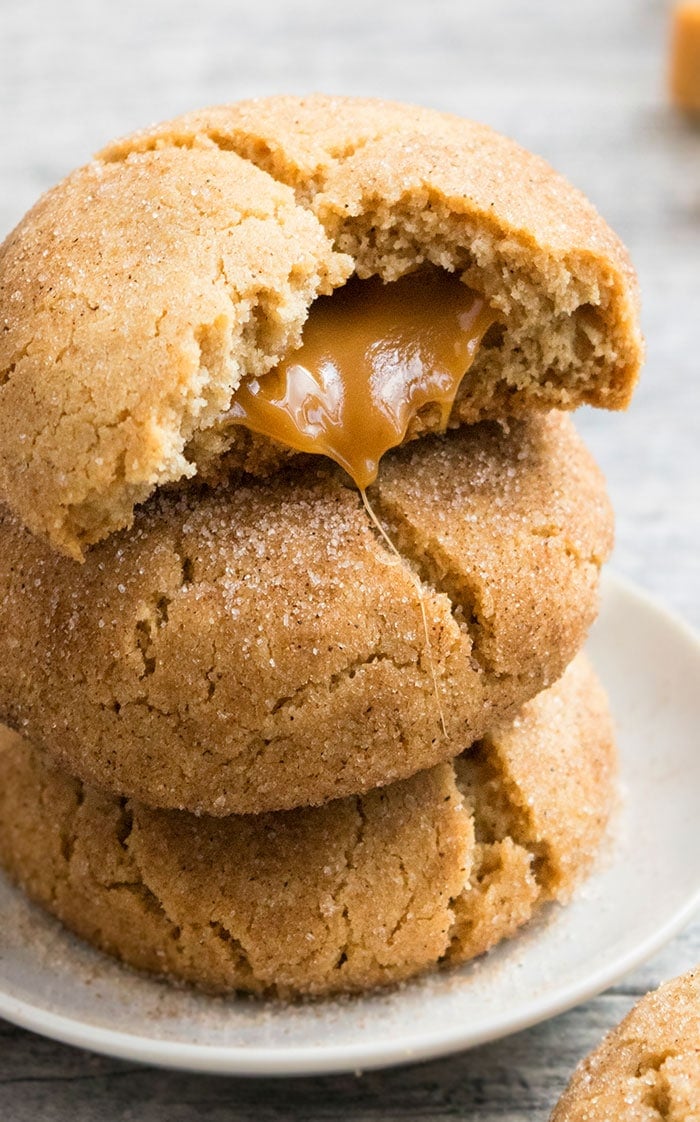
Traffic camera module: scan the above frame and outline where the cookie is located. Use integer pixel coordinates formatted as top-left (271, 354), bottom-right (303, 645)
top-left (0, 414), bottom-right (613, 815)
top-left (0, 655), bottom-right (616, 998)
top-left (552, 968), bottom-right (700, 1121)
top-left (0, 94), bottom-right (642, 556)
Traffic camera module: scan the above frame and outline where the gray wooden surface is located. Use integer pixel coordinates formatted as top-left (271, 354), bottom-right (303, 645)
top-left (1, 0), bottom-right (699, 1117)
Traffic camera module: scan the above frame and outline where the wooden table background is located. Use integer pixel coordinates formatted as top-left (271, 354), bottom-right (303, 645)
top-left (1, 0), bottom-right (699, 1116)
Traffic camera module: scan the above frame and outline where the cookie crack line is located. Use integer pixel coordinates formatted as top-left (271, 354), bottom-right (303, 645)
top-left (635, 1046), bottom-right (686, 1120)
top-left (1, 287), bottom-right (99, 391)
top-left (529, 522), bottom-right (608, 568)
top-left (474, 732), bottom-right (554, 887)
top-left (441, 738), bottom-right (551, 956)
top-left (207, 921), bottom-right (257, 980)
top-left (132, 549), bottom-right (193, 680)
top-left (57, 783), bottom-right (86, 879)
top-left (96, 120), bottom-right (384, 200)
top-left (362, 485), bottom-right (495, 676)
top-left (268, 650), bottom-right (416, 718)
top-left (111, 646), bottom-right (422, 778)
top-left (385, 851), bottom-right (419, 948)
top-left (368, 485), bottom-right (607, 676)
top-left (332, 796), bottom-right (366, 974)
top-left (0, 342), bottom-right (32, 388)
top-left (113, 813), bottom-right (189, 944)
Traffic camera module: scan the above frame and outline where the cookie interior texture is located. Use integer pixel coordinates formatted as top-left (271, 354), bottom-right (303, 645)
top-left (551, 969), bottom-right (700, 1121)
top-left (0, 94), bottom-right (642, 556)
top-left (0, 655), bottom-right (616, 998)
top-left (0, 414), bottom-right (613, 815)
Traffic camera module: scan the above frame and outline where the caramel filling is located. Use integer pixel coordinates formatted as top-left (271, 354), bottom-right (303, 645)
top-left (227, 269), bottom-right (495, 488)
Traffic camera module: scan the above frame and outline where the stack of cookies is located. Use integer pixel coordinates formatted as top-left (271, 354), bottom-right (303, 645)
top-left (0, 96), bottom-right (642, 998)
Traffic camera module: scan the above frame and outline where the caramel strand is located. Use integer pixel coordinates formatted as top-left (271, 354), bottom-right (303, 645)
top-left (360, 487), bottom-right (447, 739)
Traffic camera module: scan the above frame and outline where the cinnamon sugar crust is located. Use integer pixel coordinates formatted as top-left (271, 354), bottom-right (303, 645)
top-left (0, 415), bottom-right (613, 815)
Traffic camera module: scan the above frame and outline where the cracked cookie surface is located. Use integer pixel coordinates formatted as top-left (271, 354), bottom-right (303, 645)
top-left (552, 968), bottom-right (700, 1121)
top-left (0, 655), bottom-right (616, 998)
top-left (0, 414), bottom-right (613, 815)
top-left (0, 94), bottom-right (641, 556)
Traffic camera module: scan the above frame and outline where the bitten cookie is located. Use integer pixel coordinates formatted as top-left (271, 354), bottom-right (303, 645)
top-left (0, 414), bottom-right (613, 815)
top-left (552, 968), bottom-right (700, 1121)
top-left (0, 94), bottom-right (642, 555)
top-left (0, 655), bottom-right (616, 998)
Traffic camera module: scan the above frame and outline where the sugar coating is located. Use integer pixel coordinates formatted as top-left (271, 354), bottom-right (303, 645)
top-left (0, 655), bottom-right (616, 998)
top-left (552, 968), bottom-right (700, 1121)
top-left (0, 414), bottom-right (613, 815)
top-left (0, 94), bottom-right (642, 557)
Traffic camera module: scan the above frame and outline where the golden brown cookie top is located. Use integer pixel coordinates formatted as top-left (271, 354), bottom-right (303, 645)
top-left (0, 94), bottom-right (642, 557)
top-left (102, 95), bottom-right (635, 269)
top-left (552, 969), bottom-right (700, 1121)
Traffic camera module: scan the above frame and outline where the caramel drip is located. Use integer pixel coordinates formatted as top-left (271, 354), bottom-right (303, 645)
top-left (227, 269), bottom-right (495, 488)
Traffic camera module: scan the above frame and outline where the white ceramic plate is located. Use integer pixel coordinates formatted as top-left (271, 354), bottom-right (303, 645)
top-left (0, 571), bottom-right (699, 1075)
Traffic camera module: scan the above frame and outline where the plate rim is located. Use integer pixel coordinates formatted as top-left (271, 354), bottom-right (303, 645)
top-left (1, 570), bottom-right (699, 1076)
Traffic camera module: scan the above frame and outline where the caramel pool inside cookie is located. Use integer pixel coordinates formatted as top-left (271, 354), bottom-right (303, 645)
top-left (227, 269), bottom-right (496, 488)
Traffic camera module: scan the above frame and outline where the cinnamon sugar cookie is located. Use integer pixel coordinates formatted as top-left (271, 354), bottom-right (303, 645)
top-left (0, 94), bottom-right (641, 556)
top-left (0, 414), bottom-right (613, 815)
top-left (552, 968), bottom-right (700, 1121)
top-left (0, 656), bottom-right (616, 998)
